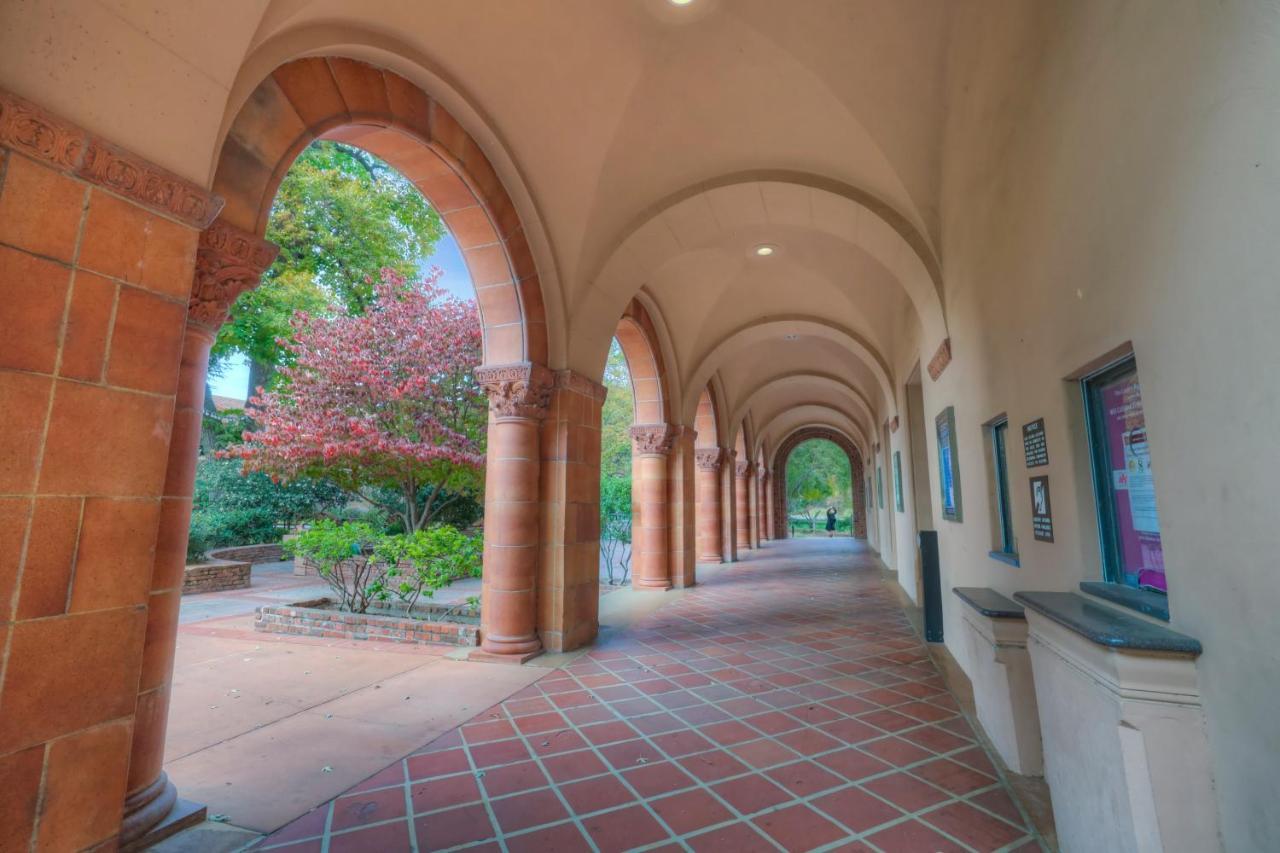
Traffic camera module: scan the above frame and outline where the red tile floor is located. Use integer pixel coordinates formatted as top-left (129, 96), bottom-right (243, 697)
top-left (251, 539), bottom-right (1043, 852)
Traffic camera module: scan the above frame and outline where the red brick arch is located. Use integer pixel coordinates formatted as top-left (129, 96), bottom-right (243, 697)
top-left (211, 56), bottom-right (546, 366)
top-left (773, 427), bottom-right (867, 539)
top-left (614, 298), bottom-right (670, 426)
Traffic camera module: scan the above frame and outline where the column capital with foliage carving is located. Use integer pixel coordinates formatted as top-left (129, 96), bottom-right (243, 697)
top-left (695, 447), bottom-right (727, 472)
top-left (476, 362), bottom-right (555, 421)
top-left (188, 218), bottom-right (280, 334)
top-left (631, 424), bottom-right (677, 456)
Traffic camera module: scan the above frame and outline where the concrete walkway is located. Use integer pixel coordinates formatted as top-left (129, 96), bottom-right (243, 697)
top-left (229, 539), bottom-right (1043, 852)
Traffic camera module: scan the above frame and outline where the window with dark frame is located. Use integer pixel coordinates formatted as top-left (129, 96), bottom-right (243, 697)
top-left (991, 418), bottom-right (1016, 558)
top-left (1082, 356), bottom-right (1167, 593)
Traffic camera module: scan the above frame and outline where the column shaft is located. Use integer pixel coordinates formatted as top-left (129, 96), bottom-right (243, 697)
top-left (735, 461), bottom-right (753, 550)
top-left (695, 449), bottom-right (725, 562)
top-left (631, 425), bottom-right (675, 590)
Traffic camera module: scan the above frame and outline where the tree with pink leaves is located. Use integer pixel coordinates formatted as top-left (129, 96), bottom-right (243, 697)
top-left (224, 268), bottom-right (486, 532)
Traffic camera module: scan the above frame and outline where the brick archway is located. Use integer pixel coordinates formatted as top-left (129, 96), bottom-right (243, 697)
top-left (211, 56), bottom-right (546, 367)
top-left (772, 427), bottom-right (867, 539)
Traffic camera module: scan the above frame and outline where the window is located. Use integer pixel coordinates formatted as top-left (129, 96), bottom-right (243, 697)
top-left (989, 418), bottom-right (1016, 559)
top-left (1083, 356), bottom-right (1166, 592)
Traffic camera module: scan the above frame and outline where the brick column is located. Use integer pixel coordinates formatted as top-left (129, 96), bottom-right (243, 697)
top-left (476, 363), bottom-right (553, 659)
top-left (758, 469), bottom-right (771, 541)
top-left (539, 370), bottom-right (606, 652)
top-left (735, 460), bottom-right (754, 551)
top-left (764, 469), bottom-right (777, 540)
top-left (667, 427), bottom-right (697, 588)
top-left (123, 220), bottom-right (278, 847)
top-left (695, 448), bottom-right (726, 562)
top-left (749, 465), bottom-right (761, 548)
top-left (631, 424), bottom-right (676, 590)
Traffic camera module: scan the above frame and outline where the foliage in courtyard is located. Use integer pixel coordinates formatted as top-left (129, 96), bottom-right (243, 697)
top-left (285, 520), bottom-right (481, 615)
top-left (225, 268), bottom-right (487, 534)
top-left (786, 439), bottom-right (853, 528)
top-left (186, 458), bottom-right (347, 561)
top-left (213, 141), bottom-right (445, 396)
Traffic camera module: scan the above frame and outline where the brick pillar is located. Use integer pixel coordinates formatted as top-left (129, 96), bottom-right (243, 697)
top-left (0, 89), bottom-right (223, 852)
top-left (735, 460), bottom-right (754, 551)
top-left (631, 424), bottom-right (676, 590)
top-left (764, 469), bottom-right (777, 540)
top-left (749, 464), bottom-right (763, 548)
top-left (758, 469), bottom-right (771, 542)
top-left (695, 448), bottom-right (726, 562)
top-left (667, 427), bottom-right (697, 588)
top-left (476, 363), bottom-right (553, 659)
top-left (539, 370), bottom-right (605, 652)
top-left (123, 221), bottom-right (278, 847)
top-left (722, 450), bottom-right (738, 561)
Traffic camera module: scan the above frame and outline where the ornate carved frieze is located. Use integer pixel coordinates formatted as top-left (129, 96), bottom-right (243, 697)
top-left (631, 424), bottom-right (677, 456)
top-left (927, 337), bottom-right (952, 381)
top-left (0, 88), bottom-right (223, 229)
top-left (695, 447), bottom-right (726, 472)
top-left (188, 219), bottom-right (280, 332)
top-left (476, 362), bottom-right (554, 420)
top-left (554, 369), bottom-right (608, 403)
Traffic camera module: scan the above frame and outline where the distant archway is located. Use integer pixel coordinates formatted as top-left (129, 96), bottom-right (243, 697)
top-left (773, 427), bottom-right (866, 539)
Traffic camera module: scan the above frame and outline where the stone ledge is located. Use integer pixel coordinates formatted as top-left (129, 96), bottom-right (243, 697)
top-left (183, 559), bottom-right (251, 595)
top-left (255, 600), bottom-right (478, 647)
top-left (1014, 591), bottom-right (1199, 655)
top-left (1079, 581), bottom-right (1170, 622)
top-left (954, 586), bottom-right (1024, 619)
top-left (207, 543), bottom-right (285, 565)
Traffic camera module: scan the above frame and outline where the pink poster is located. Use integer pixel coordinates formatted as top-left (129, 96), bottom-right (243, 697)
top-left (1101, 374), bottom-right (1165, 590)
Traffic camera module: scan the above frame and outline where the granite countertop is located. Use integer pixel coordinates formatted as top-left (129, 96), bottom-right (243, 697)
top-left (1013, 591), bottom-right (1202, 656)
top-left (953, 587), bottom-right (1024, 619)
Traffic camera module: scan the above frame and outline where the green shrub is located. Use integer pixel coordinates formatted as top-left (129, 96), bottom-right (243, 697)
top-left (187, 507), bottom-right (279, 562)
top-left (600, 474), bottom-right (632, 519)
top-left (284, 520), bottom-right (481, 614)
top-left (194, 458), bottom-right (346, 530)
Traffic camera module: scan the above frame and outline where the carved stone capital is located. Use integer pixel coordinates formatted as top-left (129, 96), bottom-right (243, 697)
top-left (476, 362), bottom-right (554, 420)
top-left (735, 460), bottom-right (755, 478)
top-left (695, 447), bottom-right (726, 472)
top-left (631, 424), bottom-right (677, 456)
top-left (188, 219), bottom-right (280, 333)
top-left (0, 87), bottom-right (223, 228)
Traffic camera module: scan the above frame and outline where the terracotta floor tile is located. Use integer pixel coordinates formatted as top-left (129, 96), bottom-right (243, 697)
top-left (329, 820), bottom-right (411, 853)
top-left (902, 725), bottom-right (973, 754)
top-left (414, 803), bottom-right (495, 851)
top-left (479, 759), bottom-right (548, 797)
top-left (411, 774), bottom-right (482, 813)
top-left (678, 748), bottom-right (752, 783)
top-left (560, 775), bottom-right (635, 815)
top-left (862, 773), bottom-right (951, 812)
top-left (407, 749), bottom-right (470, 780)
top-left (765, 759), bottom-right (844, 797)
top-left (861, 736), bottom-right (935, 767)
top-left (711, 774), bottom-right (795, 814)
top-left (811, 785), bottom-right (903, 833)
top-left (815, 747), bottom-right (892, 782)
top-left (504, 820), bottom-right (592, 853)
top-left (582, 804), bottom-right (671, 853)
top-left (622, 760), bottom-right (699, 798)
top-left (578, 720), bottom-right (639, 745)
top-left (685, 820), bottom-right (779, 853)
top-left (864, 817), bottom-right (967, 853)
top-left (468, 738), bottom-right (531, 768)
top-left (330, 785), bottom-right (407, 832)
top-left (729, 737), bottom-right (801, 769)
top-left (701, 720), bottom-right (761, 745)
top-left (541, 748), bottom-right (608, 783)
top-left (912, 758), bottom-right (996, 796)
top-left (752, 803), bottom-right (848, 851)
top-left (489, 788), bottom-right (567, 834)
top-left (970, 786), bottom-right (1024, 825)
top-left (649, 788), bottom-right (734, 835)
top-left (922, 801), bottom-right (1028, 850)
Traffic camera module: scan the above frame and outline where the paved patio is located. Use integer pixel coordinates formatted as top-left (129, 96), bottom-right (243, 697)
top-left (245, 539), bottom-right (1044, 852)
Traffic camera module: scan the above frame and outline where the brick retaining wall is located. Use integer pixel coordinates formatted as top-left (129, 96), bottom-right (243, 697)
top-left (208, 543), bottom-right (285, 564)
top-left (254, 599), bottom-right (479, 647)
top-left (183, 559), bottom-right (252, 595)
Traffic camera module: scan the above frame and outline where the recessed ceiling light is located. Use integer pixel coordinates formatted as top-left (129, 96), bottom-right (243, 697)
top-left (669, 0), bottom-right (695, 5)
top-left (784, 334), bottom-right (800, 342)
top-left (754, 244), bottom-right (776, 257)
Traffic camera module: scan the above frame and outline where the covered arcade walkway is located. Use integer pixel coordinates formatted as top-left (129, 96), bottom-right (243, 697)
top-left (252, 539), bottom-right (1040, 852)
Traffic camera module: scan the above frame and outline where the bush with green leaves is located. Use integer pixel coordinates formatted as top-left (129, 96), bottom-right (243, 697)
top-left (195, 458), bottom-right (346, 529)
top-left (186, 508), bottom-right (279, 563)
top-left (284, 520), bottom-right (481, 615)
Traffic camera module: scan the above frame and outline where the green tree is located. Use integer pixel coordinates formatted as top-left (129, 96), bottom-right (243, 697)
top-left (600, 339), bottom-right (634, 480)
top-left (213, 140), bottom-right (446, 396)
top-left (786, 439), bottom-right (852, 530)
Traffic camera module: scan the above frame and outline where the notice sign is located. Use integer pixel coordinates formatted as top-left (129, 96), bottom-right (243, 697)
top-left (1022, 418), bottom-right (1049, 468)
top-left (1030, 475), bottom-right (1054, 542)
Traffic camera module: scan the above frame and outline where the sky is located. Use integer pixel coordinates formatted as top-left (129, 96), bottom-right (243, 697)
top-left (207, 231), bottom-right (473, 402)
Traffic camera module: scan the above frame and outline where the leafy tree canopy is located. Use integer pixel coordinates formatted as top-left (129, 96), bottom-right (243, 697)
top-left (213, 140), bottom-right (446, 391)
top-left (600, 339), bottom-right (634, 482)
top-left (786, 439), bottom-right (852, 521)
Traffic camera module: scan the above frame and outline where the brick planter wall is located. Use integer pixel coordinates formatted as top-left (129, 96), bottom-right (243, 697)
top-left (254, 599), bottom-right (479, 647)
top-left (183, 559), bottom-right (252, 595)
top-left (208, 543), bottom-right (284, 564)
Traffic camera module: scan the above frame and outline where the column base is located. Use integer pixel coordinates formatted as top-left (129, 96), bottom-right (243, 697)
top-left (120, 774), bottom-right (206, 851)
top-left (633, 580), bottom-right (672, 591)
top-left (467, 647), bottom-right (545, 665)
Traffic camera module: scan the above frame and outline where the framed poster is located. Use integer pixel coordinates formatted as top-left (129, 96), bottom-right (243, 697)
top-left (935, 406), bottom-right (962, 522)
top-left (1030, 475), bottom-right (1054, 542)
top-left (893, 451), bottom-right (904, 512)
top-left (1022, 418), bottom-right (1049, 468)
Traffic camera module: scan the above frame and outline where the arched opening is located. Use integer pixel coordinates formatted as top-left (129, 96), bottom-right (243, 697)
top-left (773, 427), bottom-right (867, 540)
top-left (783, 438), bottom-right (854, 537)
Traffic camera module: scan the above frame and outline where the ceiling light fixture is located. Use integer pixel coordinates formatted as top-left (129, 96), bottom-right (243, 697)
top-left (784, 334), bottom-right (800, 342)
top-left (669, 0), bottom-right (695, 5)
top-left (754, 244), bottom-right (776, 257)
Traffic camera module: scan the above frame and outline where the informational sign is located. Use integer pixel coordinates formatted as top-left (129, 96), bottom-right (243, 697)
top-left (893, 451), bottom-right (904, 512)
top-left (1100, 372), bottom-right (1165, 589)
top-left (935, 406), bottom-right (962, 522)
top-left (1022, 418), bottom-right (1049, 468)
top-left (1029, 475), bottom-right (1054, 542)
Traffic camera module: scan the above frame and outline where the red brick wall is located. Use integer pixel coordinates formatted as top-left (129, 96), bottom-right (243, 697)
top-left (255, 603), bottom-right (479, 647)
top-left (182, 560), bottom-right (251, 595)
top-left (207, 543), bottom-right (284, 564)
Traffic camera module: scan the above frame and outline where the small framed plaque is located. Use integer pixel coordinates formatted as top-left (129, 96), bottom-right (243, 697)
top-left (936, 406), bottom-right (963, 522)
top-left (1030, 475), bottom-right (1054, 542)
top-left (1022, 418), bottom-right (1049, 468)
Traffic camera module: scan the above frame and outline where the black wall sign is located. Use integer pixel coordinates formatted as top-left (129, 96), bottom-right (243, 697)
top-left (1030, 475), bottom-right (1054, 542)
top-left (1022, 418), bottom-right (1049, 468)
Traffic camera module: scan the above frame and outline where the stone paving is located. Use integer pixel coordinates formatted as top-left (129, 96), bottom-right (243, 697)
top-left (249, 539), bottom-right (1043, 852)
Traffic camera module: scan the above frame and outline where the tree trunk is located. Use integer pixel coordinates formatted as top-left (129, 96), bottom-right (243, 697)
top-left (247, 359), bottom-right (274, 402)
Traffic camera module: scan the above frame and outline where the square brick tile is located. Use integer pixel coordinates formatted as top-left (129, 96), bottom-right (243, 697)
top-left (765, 760), bottom-right (844, 797)
top-left (579, 720), bottom-right (639, 746)
top-left (504, 820), bottom-right (592, 853)
top-left (513, 711), bottom-right (567, 735)
top-left (911, 759), bottom-right (995, 796)
top-left (528, 729), bottom-right (588, 756)
top-left (330, 786), bottom-right (407, 832)
top-left (414, 803), bottom-right (495, 850)
top-left (864, 818), bottom-right (966, 853)
top-left (542, 749), bottom-right (607, 783)
top-left (622, 761), bottom-right (698, 798)
top-left (599, 738), bottom-right (662, 770)
top-left (701, 720), bottom-right (760, 745)
top-left (480, 760), bottom-right (548, 797)
top-left (743, 711), bottom-right (806, 736)
top-left (649, 789), bottom-right (734, 835)
top-left (752, 803), bottom-right (848, 852)
top-left (407, 748), bottom-right (469, 780)
top-left (686, 821), bottom-right (778, 853)
top-left (489, 788), bottom-right (567, 834)
top-left (678, 749), bottom-right (751, 783)
top-left (560, 775), bottom-right (635, 815)
top-left (777, 727), bottom-right (843, 756)
top-left (411, 774), bottom-right (481, 813)
top-left (861, 736), bottom-right (934, 767)
top-left (729, 738), bottom-right (800, 769)
top-left (970, 787), bottom-right (1025, 825)
top-left (812, 786), bottom-right (902, 833)
top-left (629, 712), bottom-right (685, 735)
top-left (816, 747), bottom-right (891, 782)
top-left (469, 738), bottom-right (530, 768)
top-left (329, 820), bottom-right (410, 853)
top-left (711, 774), bottom-right (795, 814)
top-left (922, 801), bottom-right (1027, 850)
top-left (651, 728), bottom-right (715, 758)
top-left (859, 709), bottom-right (919, 733)
top-left (582, 804), bottom-right (670, 853)
top-left (862, 773), bottom-right (950, 812)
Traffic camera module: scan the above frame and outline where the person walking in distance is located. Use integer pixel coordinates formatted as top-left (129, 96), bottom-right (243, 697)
top-left (826, 506), bottom-right (838, 538)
